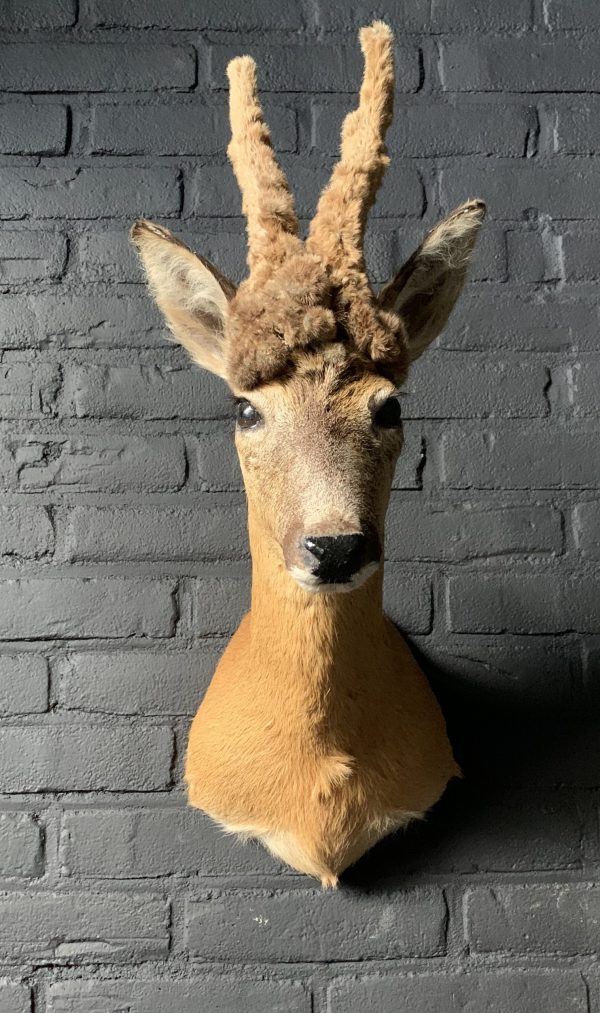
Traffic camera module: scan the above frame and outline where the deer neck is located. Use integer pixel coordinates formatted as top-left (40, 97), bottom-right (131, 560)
top-left (245, 510), bottom-right (388, 697)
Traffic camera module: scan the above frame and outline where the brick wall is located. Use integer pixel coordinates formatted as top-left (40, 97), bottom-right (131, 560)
top-left (0, 0), bottom-right (599, 1009)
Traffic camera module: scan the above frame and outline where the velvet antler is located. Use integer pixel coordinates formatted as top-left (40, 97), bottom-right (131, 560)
top-left (227, 56), bottom-right (300, 274)
top-left (307, 21), bottom-right (395, 274)
top-left (217, 21), bottom-right (481, 389)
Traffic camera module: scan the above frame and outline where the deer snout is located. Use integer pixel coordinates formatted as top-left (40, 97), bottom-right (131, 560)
top-left (301, 533), bottom-right (368, 584)
top-left (285, 524), bottom-right (381, 592)
top-left (283, 518), bottom-right (381, 591)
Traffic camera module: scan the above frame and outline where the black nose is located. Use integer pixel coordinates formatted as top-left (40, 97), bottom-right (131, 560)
top-left (301, 533), bottom-right (369, 584)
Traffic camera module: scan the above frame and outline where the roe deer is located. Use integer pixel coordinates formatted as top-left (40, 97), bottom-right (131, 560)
top-left (132, 21), bottom-right (485, 887)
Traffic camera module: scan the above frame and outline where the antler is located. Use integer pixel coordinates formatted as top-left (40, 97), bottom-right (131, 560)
top-left (307, 21), bottom-right (395, 273)
top-left (227, 56), bottom-right (300, 273)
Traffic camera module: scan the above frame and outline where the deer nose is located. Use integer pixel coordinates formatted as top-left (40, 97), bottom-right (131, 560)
top-left (301, 533), bottom-right (369, 584)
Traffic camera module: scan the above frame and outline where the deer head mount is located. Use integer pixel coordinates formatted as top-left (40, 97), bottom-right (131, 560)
top-left (132, 22), bottom-right (483, 886)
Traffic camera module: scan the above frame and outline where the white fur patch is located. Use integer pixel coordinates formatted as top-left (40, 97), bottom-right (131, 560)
top-left (289, 559), bottom-right (379, 594)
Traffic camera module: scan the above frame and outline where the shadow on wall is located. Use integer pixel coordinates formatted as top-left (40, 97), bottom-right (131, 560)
top-left (345, 633), bottom-right (600, 889)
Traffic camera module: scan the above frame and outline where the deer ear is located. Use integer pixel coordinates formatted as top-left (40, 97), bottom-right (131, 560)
top-left (378, 200), bottom-right (486, 363)
top-left (130, 220), bottom-right (236, 379)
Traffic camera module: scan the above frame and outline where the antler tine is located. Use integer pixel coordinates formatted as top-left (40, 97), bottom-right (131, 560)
top-left (307, 21), bottom-right (395, 271)
top-left (227, 56), bottom-right (299, 272)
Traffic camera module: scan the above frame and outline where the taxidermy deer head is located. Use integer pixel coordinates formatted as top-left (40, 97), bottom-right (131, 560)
top-left (132, 22), bottom-right (484, 887)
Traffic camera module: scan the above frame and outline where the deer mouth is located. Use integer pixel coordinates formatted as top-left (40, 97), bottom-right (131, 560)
top-left (289, 558), bottom-right (381, 594)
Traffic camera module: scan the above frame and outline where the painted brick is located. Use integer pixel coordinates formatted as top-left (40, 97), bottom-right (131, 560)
top-left (561, 226), bottom-right (600, 281)
top-left (431, 0), bottom-right (533, 29)
top-left (46, 978), bottom-right (309, 1013)
top-left (405, 352), bottom-right (549, 418)
top-left (57, 647), bottom-right (221, 715)
top-left (379, 788), bottom-right (585, 876)
top-left (446, 572), bottom-right (600, 633)
top-left (545, 0), bottom-right (600, 29)
top-left (466, 885), bottom-right (600, 956)
top-left (314, 99), bottom-right (533, 158)
top-left (2, 434), bottom-right (186, 493)
top-left (328, 972), bottom-right (587, 1013)
top-left (62, 504), bottom-right (246, 567)
top-left (0, 655), bottom-right (48, 714)
top-left (318, 0), bottom-right (531, 32)
top-left (554, 99), bottom-right (600, 155)
top-left (440, 291), bottom-right (595, 352)
top-left (568, 359), bottom-right (600, 416)
top-left (87, 0), bottom-right (304, 29)
top-left (0, 724), bottom-right (173, 791)
top-left (440, 39), bottom-right (600, 92)
top-left (469, 224), bottom-right (508, 282)
top-left (186, 575), bottom-right (250, 635)
top-left (185, 888), bottom-right (447, 960)
top-left (506, 229), bottom-right (562, 284)
top-left (441, 425), bottom-right (600, 489)
top-left (418, 636), bottom-right (575, 709)
top-left (0, 166), bottom-right (180, 220)
top-left (393, 426), bottom-right (426, 489)
top-left (0, 231), bottom-right (67, 284)
top-left (364, 230), bottom-right (402, 284)
top-left (440, 160), bottom-right (600, 220)
top-left (0, 982), bottom-right (31, 1013)
top-left (192, 430), bottom-right (243, 491)
top-left (588, 978), bottom-right (600, 1013)
top-left (0, 505), bottom-right (53, 559)
top-left (62, 504), bottom-right (247, 562)
top-left (90, 100), bottom-right (296, 155)
top-left (0, 891), bottom-right (169, 962)
top-left (574, 501), bottom-right (600, 558)
top-left (59, 804), bottom-right (283, 878)
top-left (386, 501), bottom-right (561, 561)
top-left (62, 363), bottom-right (230, 419)
top-left (27, 291), bottom-right (164, 347)
top-left (0, 44), bottom-right (194, 92)
top-left (0, 358), bottom-right (60, 418)
top-left (210, 42), bottom-right (420, 93)
top-left (0, 0), bottom-right (74, 28)
top-left (0, 578), bottom-right (177, 639)
top-left (0, 813), bottom-right (43, 878)
top-left (383, 569), bottom-right (432, 633)
top-left (0, 104), bottom-right (67, 155)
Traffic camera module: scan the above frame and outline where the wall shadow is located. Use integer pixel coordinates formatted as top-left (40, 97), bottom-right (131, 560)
top-left (343, 634), bottom-right (600, 891)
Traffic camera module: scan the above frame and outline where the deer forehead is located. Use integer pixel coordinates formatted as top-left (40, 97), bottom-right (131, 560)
top-left (234, 357), bottom-right (399, 484)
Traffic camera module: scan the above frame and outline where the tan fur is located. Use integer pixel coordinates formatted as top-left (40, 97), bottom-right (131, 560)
top-left (131, 20), bottom-right (485, 886)
top-left (181, 364), bottom-right (461, 886)
top-left (185, 504), bottom-right (459, 886)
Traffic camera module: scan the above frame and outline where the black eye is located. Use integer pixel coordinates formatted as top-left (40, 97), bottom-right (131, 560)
top-left (373, 397), bottom-right (402, 429)
top-left (235, 398), bottom-right (263, 430)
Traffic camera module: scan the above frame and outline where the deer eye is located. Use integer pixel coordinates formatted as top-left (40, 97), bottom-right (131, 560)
top-left (236, 398), bottom-right (263, 430)
top-left (372, 396), bottom-right (402, 429)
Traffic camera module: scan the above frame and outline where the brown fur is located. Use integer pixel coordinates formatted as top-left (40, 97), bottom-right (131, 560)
top-left (130, 21), bottom-right (485, 886)
top-left (227, 21), bottom-right (410, 390)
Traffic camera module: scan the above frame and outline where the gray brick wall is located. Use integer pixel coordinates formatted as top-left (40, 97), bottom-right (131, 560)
top-left (0, 1), bottom-right (599, 1009)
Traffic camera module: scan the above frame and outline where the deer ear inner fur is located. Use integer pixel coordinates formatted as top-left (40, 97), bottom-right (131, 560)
top-left (378, 200), bottom-right (486, 362)
top-left (130, 219), bottom-right (236, 379)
